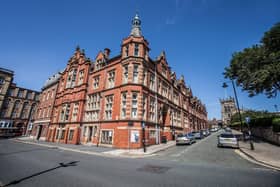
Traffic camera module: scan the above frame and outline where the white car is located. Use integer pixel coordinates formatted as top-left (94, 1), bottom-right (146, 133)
top-left (217, 133), bottom-right (239, 148)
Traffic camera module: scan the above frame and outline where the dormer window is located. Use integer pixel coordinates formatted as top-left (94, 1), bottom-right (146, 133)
top-left (0, 77), bottom-right (4, 85)
top-left (78, 70), bottom-right (84, 85)
top-left (96, 59), bottom-right (102, 70)
top-left (162, 66), bottom-right (167, 77)
top-left (134, 43), bottom-right (139, 56)
top-left (66, 69), bottom-right (77, 88)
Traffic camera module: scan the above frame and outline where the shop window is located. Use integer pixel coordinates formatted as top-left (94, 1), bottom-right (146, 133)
top-left (149, 130), bottom-right (156, 138)
top-left (101, 130), bottom-right (113, 144)
top-left (68, 130), bottom-right (74, 141)
top-left (60, 130), bottom-right (65, 140)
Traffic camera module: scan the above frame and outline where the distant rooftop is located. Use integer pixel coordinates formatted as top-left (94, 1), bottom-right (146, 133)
top-left (0, 67), bottom-right (14, 75)
top-left (42, 72), bottom-right (61, 90)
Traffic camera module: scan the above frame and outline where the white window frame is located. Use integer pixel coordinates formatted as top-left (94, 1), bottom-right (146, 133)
top-left (105, 95), bottom-right (113, 120)
top-left (131, 92), bottom-right (138, 118)
top-left (133, 64), bottom-right (139, 83)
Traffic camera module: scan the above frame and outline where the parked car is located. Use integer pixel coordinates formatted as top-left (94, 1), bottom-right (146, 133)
top-left (210, 127), bottom-right (218, 132)
top-left (176, 133), bottom-right (196, 145)
top-left (192, 131), bottom-right (203, 139)
top-left (217, 133), bottom-right (239, 148)
top-left (201, 129), bottom-right (210, 137)
top-left (224, 127), bottom-right (232, 133)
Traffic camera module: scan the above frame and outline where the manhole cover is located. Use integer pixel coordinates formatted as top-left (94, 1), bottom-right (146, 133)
top-left (137, 164), bottom-right (171, 174)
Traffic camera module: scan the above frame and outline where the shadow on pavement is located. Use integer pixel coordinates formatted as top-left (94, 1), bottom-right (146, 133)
top-left (1, 161), bottom-right (79, 187)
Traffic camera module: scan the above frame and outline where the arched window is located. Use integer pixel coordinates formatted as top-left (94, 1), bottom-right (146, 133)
top-left (29, 103), bottom-right (36, 120)
top-left (0, 99), bottom-right (10, 117)
top-left (66, 69), bottom-right (77, 88)
top-left (12, 100), bottom-right (21, 118)
top-left (21, 102), bottom-right (29, 119)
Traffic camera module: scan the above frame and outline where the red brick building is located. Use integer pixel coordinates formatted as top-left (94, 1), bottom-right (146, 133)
top-left (31, 72), bottom-right (60, 140)
top-left (46, 48), bottom-right (91, 144)
top-left (43, 14), bottom-right (207, 148)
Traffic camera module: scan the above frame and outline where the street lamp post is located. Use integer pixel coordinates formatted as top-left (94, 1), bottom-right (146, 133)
top-left (245, 117), bottom-right (254, 150)
top-left (223, 80), bottom-right (254, 150)
top-left (222, 80), bottom-right (244, 137)
top-left (141, 121), bottom-right (146, 153)
top-left (170, 109), bottom-right (175, 140)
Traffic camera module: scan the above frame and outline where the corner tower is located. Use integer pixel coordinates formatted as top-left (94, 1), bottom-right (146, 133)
top-left (121, 13), bottom-right (150, 60)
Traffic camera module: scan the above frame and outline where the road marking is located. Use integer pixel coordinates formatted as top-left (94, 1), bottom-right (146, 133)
top-left (171, 153), bottom-right (183, 157)
top-left (252, 167), bottom-right (277, 172)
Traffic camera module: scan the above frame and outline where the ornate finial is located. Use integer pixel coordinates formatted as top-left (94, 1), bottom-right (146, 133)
top-left (130, 13), bottom-right (142, 37)
top-left (180, 75), bottom-right (184, 81)
top-left (76, 45), bottom-right (80, 51)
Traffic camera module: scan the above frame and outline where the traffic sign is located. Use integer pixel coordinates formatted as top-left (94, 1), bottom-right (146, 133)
top-left (245, 116), bottom-right (251, 124)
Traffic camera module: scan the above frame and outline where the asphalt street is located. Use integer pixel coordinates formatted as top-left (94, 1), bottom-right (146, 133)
top-left (152, 131), bottom-right (260, 169)
top-left (0, 134), bottom-right (279, 187)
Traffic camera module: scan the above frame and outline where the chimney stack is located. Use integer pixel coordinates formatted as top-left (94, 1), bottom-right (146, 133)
top-left (104, 48), bottom-right (111, 59)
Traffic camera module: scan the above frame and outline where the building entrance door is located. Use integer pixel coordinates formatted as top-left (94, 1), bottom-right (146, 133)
top-left (88, 126), bottom-right (93, 142)
top-left (36, 125), bottom-right (42, 140)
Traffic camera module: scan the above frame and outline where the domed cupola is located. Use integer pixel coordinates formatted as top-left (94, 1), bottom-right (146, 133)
top-left (130, 13), bottom-right (142, 37)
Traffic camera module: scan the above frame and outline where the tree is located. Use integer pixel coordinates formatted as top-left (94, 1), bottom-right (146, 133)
top-left (224, 22), bottom-right (280, 98)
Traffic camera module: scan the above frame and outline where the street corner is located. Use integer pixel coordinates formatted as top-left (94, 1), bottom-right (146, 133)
top-left (234, 149), bottom-right (280, 172)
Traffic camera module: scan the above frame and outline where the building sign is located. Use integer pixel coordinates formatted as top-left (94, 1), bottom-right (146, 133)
top-left (130, 130), bottom-right (139, 143)
top-left (245, 116), bottom-right (251, 124)
top-left (28, 123), bottom-right (33, 130)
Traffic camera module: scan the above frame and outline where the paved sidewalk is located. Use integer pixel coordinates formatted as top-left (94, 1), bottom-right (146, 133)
top-left (232, 130), bottom-right (280, 170)
top-left (13, 136), bottom-right (175, 158)
top-left (238, 139), bottom-right (280, 170)
top-left (104, 141), bottom-right (175, 158)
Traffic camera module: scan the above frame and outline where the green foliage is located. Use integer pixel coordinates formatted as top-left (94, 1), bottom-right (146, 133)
top-left (230, 110), bottom-right (280, 132)
top-left (230, 110), bottom-right (272, 124)
top-left (250, 117), bottom-right (273, 127)
top-left (224, 22), bottom-right (280, 98)
top-left (272, 118), bottom-right (280, 132)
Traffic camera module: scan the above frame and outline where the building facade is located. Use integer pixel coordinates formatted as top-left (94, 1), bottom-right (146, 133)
top-left (43, 14), bottom-right (207, 148)
top-left (0, 68), bottom-right (40, 137)
top-left (220, 97), bottom-right (237, 125)
top-left (46, 48), bottom-right (91, 144)
top-left (31, 72), bottom-right (61, 140)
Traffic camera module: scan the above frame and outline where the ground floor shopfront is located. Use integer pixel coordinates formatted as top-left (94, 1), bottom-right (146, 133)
top-left (0, 119), bottom-right (30, 137)
top-left (31, 120), bottom-right (49, 141)
top-left (45, 121), bottom-right (187, 149)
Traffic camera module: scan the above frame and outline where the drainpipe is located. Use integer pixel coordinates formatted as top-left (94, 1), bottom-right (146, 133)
top-left (155, 61), bottom-right (160, 144)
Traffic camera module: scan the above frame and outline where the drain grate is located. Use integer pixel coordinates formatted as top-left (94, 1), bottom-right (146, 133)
top-left (137, 164), bottom-right (171, 174)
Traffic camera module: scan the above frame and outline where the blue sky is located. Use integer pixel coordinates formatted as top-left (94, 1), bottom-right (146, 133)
top-left (0, 0), bottom-right (279, 119)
